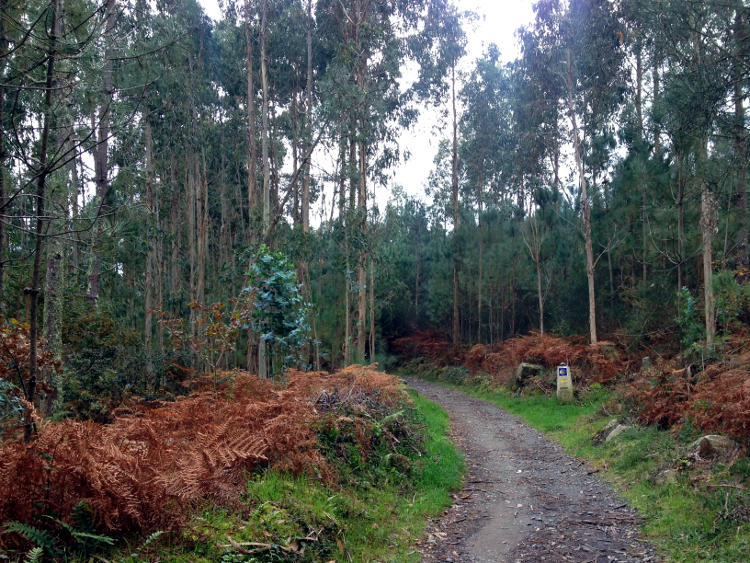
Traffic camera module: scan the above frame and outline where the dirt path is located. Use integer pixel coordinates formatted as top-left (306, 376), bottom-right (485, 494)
top-left (407, 378), bottom-right (658, 563)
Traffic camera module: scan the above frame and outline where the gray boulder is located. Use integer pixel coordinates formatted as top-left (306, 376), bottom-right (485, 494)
top-left (691, 435), bottom-right (738, 458)
top-left (605, 424), bottom-right (633, 443)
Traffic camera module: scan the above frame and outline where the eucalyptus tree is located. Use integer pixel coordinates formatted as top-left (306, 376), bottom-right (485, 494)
top-left (646, 1), bottom-right (736, 351)
top-left (459, 46), bottom-right (512, 341)
top-left (410, 0), bottom-right (467, 346)
top-left (0, 0), bottom-right (129, 437)
top-left (313, 0), bottom-right (464, 360)
top-left (529, 0), bottom-right (627, 345)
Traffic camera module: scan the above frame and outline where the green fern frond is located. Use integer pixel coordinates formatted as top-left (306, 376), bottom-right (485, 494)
top-left (129, 530), bottom-right (164, 560)
top-left (71, 501), bottom-right (94, 533)
top-left (23, 546), bottom-right (43, 563)
top-left (4, 521), bottom-right (59, 555)
top-left (44, 514), bottom-right (115, 547)
top-left (70, 530), bottom-right (115, 546)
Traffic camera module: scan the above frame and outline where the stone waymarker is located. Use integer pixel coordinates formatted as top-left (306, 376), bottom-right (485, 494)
top-left (557, 363), bottom-right (574, 402)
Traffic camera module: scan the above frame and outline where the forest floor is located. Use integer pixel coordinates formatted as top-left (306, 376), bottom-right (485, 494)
top-left (407, 377), bottom-right (658, 563)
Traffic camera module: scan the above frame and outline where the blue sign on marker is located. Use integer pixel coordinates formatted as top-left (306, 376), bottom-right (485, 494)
top-left (558, 366), bottom-right (568, 377)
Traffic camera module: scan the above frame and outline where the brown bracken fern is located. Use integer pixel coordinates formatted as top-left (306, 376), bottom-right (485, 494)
top-left (0, 366), bottom-right (404, 550)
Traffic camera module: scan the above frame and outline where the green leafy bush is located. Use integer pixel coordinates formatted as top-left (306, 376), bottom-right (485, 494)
top-left (675, 286), bottom-right (704, 353)
top-left (244, 245), bottom-right (310, 374)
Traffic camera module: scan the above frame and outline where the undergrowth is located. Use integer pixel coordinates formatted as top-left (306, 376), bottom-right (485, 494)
top-left (420, 373), bottom-right (750, 562)
top-left (0, 366), bottom-right (463, 561)
top-left (150, 392), bottom-right (463, 562)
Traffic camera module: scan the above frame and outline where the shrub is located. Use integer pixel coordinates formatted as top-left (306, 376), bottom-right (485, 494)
top-left (675, 286), bottom-right (704, 354)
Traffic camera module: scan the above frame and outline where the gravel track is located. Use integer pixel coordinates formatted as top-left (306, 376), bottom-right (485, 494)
top-left (407, 378), bottom-right (658, 563)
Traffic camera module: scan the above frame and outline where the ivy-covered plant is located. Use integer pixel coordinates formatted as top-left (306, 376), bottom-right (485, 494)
top-left (675, 286), bottom-right (704, 354)
top-left (243, 245), bottom-right (310, 375)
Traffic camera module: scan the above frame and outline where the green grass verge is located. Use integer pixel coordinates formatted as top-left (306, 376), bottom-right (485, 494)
top-left (426, 378), bottom-right (750, 562)
top-left (143, 392), bottom-right (463, 563)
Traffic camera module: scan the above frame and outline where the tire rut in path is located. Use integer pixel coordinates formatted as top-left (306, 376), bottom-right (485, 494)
top-left (407, 378), bottom-right (658, 563)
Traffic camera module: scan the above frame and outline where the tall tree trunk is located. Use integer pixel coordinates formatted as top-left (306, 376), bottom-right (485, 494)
top-left (144, 120), bottom-right (156, 381)
top-left (245, 1), bottom-right (258, 231)
top-left (42, 1), bottom-right (68, 416)
top-left (357, 130), bottom-right (367, 361)
top-left (605, 201), bottom-right (614, 298)
top-left (0, 0), bottom-right (7, 311)
top-left (652, 54), bottom-right (661, 153)
top-left (303, 0), bottom-right (313, 233)
top-left (344, 246), bottom-right (351, 365)
top-left (260, 0), bottom-right (270, 235)
top-left (43, 234), bottom-right (62, 415)
top-left (369, 255), bottom-right (374, 359)
top-left (451, 63), bottom-right (460, 347)
top-left (414, 248), bottom-right (420, 317)
top-left (169, 159), bottom-right (180, 296)
top-left (258, 0), bottom-right (269, 378)
top-left (636, 45), bottom-right (648, 284)
top-left (69, 141), bottom-right (81, 273)
top-left (88, 0), bottom-right (116, 303)
top-left (677, 152), bottom-right (684, 298)
top-left (26, 0), bottom-right (59, 441)
top-left (734, 6), bottom-right (748, 269)
top-left (197, 152), bottom-right (208, 305)
top-left (187, 157), bottom-right (197, 349)
top-left (291, 93), bottom-right (300, 223)
top-left (530, 213), bottom-right (545, 337)
top-left (702, 186), bottom-right (717, 352)
top-left (566, 49), bottom-right (597, 344)
top-left (536, 253), bottom-right (544, 336)
top-left (477, 171), bottom-right (484, 343)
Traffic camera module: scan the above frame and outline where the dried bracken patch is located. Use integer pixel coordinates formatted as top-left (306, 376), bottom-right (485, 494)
top-left (463, 332), bottom-right (627, 386)
top-left (628, 365), bottom-right (750, 442)
top-left (0, 366), bottom-right (406, 549)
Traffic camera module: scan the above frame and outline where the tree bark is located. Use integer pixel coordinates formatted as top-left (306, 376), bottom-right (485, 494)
top-left (357, 130), bottom-right (367, 361)
top-left (169, 158), bottom-right (180, 296)
top-left (69, 140), bottom-right (81, 273)
top-left (197, 152), bottom-right (208, 305)
top-left (245, 1), bottom-right (258, 233)
top-left (636, 45), bottom-right (648, 284)
top-left (88, 0), bottom-right (116, 303)
top-left (734, 7), bottom-right (748, 268)
top-left (451, 63), bottom-right (460, 347)
top-left (369, 255), bottom-right (374, 359)
top-left (260, 0), bottom-right (271, 235)
top-left (652, 54), bottom-right (661, 153)
top-left (0, 0), bottom-right (7, 310)
top-left (677, 152), bottom-right (684, 297)
top-left (477, 171), bottom-right (484, 343)
top-left (303, 0), bottom-right (313, 233)
top-left (144, 120), bottom-right (155, 380)
top-left (702, 187), bottom-right (717, 352)
top-left (26, 0), bottom-right (59, 441)
top-left (187, 156), bottom-right (197, 348)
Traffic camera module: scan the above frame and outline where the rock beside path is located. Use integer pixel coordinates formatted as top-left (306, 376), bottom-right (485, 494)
top-left (407, 377), bottom-right (658, 563)
top-left (691, 435), bottom-right (739, 459)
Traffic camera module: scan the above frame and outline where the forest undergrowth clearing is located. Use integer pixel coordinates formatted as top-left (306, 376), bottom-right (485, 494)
top-left (399, 329), bottom-right (750, 561)
top-left (0, 365), bottom-right (463, 562)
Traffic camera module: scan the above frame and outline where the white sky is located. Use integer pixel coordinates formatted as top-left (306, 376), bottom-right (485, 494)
top-left (196, 0), bottom-right (536, 216)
